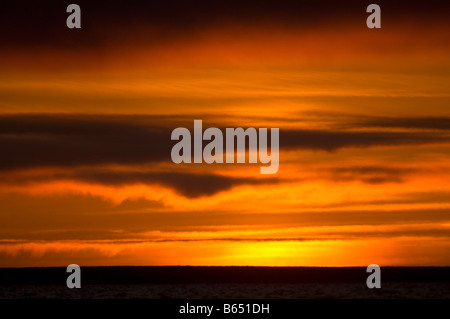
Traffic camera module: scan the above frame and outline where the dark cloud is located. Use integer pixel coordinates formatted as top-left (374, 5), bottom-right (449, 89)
top-left (358, 116), bottom-right (450, 131)
top-left (328, 166), bottom-right (418, 184)
top-left (82, 171), bottom-right (277, 197)
top-left (2, 114), bottom-right (450, 173)
top-left (303, 111), bottom-right (450, 131)
top-left (0, 168), bottom-right (278, 198)
top-left (66, 170), bottom-right (278, 198)
top-left (280, 129), bottom-right (450, 151)
top-left (0, 114), bottom-right (172, 170)
top-left (0, 114), bottom-right (279, 197)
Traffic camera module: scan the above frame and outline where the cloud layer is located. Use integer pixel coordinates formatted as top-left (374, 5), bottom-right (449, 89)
top-left (2, 114), bottom-right (450, 170)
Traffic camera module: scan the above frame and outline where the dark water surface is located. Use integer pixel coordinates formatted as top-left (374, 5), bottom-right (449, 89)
top-left (1, 266), bottom-right (449, 299)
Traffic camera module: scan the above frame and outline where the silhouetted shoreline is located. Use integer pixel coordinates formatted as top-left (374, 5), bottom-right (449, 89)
top-left (1, 266), bottom-right (450, 285)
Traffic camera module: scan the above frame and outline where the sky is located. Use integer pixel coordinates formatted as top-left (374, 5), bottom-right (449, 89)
top-left (1, 0), bottom-right (450, 267)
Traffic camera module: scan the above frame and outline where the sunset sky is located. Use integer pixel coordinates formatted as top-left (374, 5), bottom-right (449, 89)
top-left (1, 0), bottom-right (450, 267)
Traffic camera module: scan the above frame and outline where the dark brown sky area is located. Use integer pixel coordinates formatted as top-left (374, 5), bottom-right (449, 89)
top-left (0, 0), bottom-right (449, 50)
